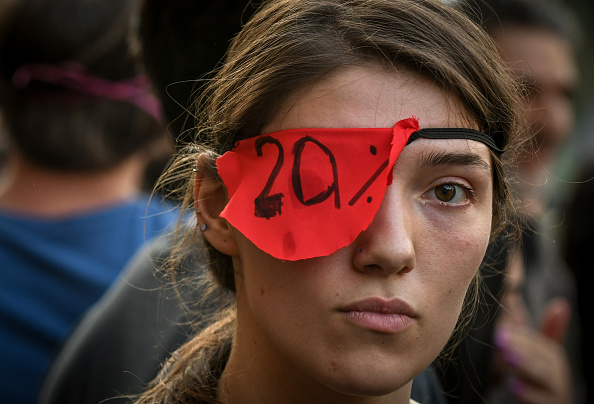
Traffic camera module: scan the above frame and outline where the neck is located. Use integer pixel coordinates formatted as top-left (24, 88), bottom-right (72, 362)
top-left (0, 151), bottom-right (146, 217)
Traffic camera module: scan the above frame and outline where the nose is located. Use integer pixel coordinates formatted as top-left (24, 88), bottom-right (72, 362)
top-left (352, 184), bottom-right (416, 276)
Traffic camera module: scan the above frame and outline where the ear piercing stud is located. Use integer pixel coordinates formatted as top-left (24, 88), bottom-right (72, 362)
top-left (200, 223), bottom-right (207, 231)
top-left (359, 248), bottom-right (364, 253)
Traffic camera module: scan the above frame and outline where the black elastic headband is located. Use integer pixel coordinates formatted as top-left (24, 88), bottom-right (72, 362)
top-left (407, 128), bottom-right (503, 155)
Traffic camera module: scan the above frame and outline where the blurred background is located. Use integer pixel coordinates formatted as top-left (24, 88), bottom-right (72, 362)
top-left (555, 0), bottom-right (594, 187)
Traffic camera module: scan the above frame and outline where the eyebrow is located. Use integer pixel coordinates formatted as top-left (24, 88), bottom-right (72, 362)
top-left (417, 150), bottom-right (491, 172)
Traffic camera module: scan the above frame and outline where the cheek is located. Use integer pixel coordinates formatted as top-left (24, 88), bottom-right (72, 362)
top-left (423, 210), bottom-right (490, 275)
top-left (236, 245), bottom-right (333, 338)
top-left (235, 253), bottom-right (346, 381)
top-left (417, 211), bottom-right (491, 323)
top-left (440, 233), bottom-right (487, 294)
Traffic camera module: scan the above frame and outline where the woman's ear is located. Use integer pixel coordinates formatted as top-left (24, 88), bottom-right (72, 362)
top-left (194, 153), bottom-right (239, 256)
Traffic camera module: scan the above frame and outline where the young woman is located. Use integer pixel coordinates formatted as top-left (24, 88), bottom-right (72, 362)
top-left (136, 0), bottom-right (525, 402)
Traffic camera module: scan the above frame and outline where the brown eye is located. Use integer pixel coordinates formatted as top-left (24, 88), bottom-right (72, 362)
top-left (427, 182), bottom-right (474, 205)
top-left (435, 184), bottom-right (456, 202)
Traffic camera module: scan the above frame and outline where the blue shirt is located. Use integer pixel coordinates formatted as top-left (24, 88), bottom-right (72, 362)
top-left (0, 194), bottom-right (180, 404)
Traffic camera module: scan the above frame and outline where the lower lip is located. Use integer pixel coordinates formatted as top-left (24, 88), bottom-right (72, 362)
top-left (341, 311), bottom-right (413, 333)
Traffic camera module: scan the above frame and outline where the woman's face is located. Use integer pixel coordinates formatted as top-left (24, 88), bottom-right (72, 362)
top-left (226, 65), bottom-right (493, 400)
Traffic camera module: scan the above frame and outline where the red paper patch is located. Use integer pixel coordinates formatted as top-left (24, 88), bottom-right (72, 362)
top-left (216, 117), bottom-right (419, 260)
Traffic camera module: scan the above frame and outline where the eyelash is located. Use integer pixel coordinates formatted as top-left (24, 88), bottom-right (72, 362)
top-left (426, 180), bottom-right (476, 206)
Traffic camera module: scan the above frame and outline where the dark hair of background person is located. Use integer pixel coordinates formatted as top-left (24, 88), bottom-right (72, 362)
top-left (136, 0), bottom-right (258, 145)
top-left (0, 0), bottom-right (171, 189)
top-left (462, 0), bottom-right (580, 45)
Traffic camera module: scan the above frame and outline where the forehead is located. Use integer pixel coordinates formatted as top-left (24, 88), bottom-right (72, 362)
top-left (263, 64), bottom-right (475, 134)
top-left (491, 26), bottom-right (577, 87)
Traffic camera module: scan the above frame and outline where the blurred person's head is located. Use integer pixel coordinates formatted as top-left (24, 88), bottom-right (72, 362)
top-left (462, 0), bottom-right (579, 216)
top-left (0, 0), bottom-right (170, 184)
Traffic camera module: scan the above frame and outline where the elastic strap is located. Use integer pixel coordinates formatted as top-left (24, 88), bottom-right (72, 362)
top-left (407, 128), bottom-right (503, 155)
top-left (12, 61), bottom-right (163, 121)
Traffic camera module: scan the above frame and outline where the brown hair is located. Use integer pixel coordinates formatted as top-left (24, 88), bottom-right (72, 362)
top-left (140, 0), bottom-right (525, 402)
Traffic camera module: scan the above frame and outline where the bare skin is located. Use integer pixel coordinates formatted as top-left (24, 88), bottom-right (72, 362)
top-left (0, 151), bottom-right (145, 217)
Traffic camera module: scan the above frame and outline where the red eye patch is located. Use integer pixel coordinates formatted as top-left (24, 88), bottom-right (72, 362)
top-left (216, 117), bottom-right (419, 261)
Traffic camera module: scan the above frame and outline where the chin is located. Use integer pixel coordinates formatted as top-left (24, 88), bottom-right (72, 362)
top-left (327, 380), bottom-right (408, 399)
top-left (320, 366), bottom-right (415, 398)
